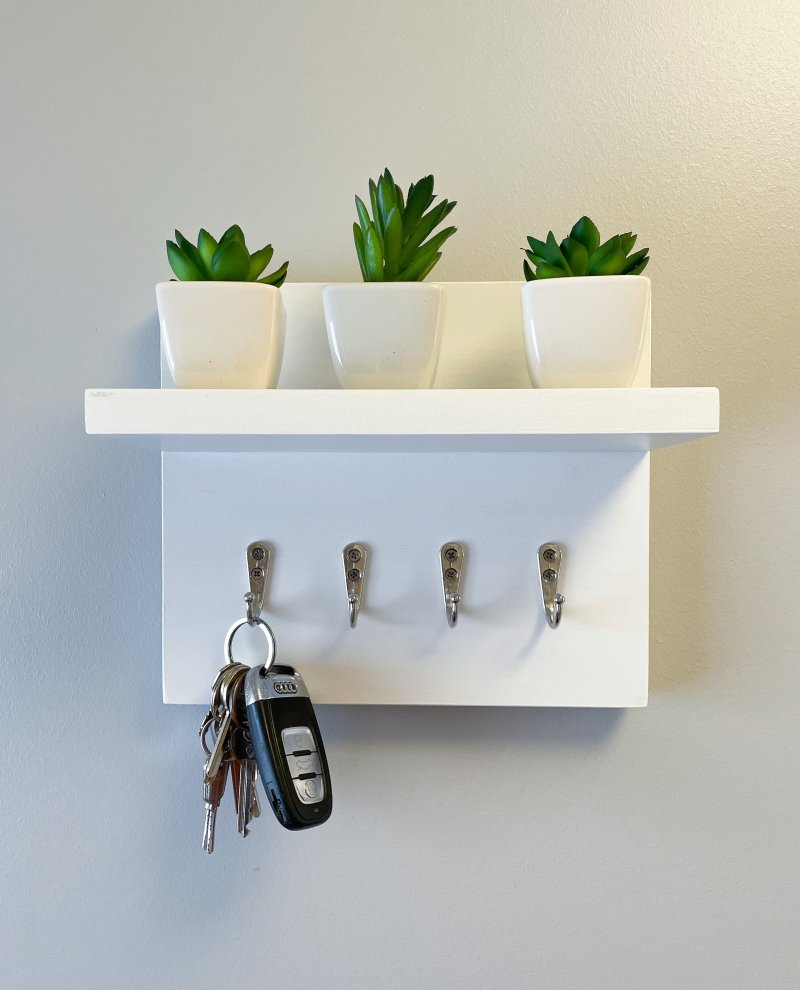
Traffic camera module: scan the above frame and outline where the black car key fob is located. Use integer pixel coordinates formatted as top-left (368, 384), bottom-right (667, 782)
top-left (244, 663), bottom-right (332, 831)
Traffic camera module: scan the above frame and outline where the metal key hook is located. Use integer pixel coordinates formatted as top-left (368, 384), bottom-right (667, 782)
top-left (538, 543), bottom-right (565, 630)
top-left (440, 543), bottom-right (465, 627)
top-left (244, 542), bottom-right (270, 624)
top-left (343, 543), bottom-right (367, 628)
top-left (445, 593), bottom-right (461, 627)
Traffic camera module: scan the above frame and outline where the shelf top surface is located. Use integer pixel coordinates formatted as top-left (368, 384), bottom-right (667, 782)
top-left (85, 387), bottom-right (719, 452)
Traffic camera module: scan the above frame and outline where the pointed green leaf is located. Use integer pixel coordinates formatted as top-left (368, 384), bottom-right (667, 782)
top-left (626, 255), bottom-right (650, 276)
top-left (368, 179), bottom-right (381, 245)
top-left (620, 247), bottom-right (649, 274)
top-left (174, 230), bottom-right (208, 277)
top-left (210, 238), bottom-right (251, 280)
top-left (414, 225), bottom-right (457, 259)
top-left (523, 258), bottom-right (536, 281)
top-left (355, 195), bottom-right (372, 237)
top-left (589, 249), bottom-right (628, 275)
top-left (587, 235), bottom-right (620, 272)
top-left (218, 224), bottom-right (246, 247)
top-left (353, 222), bottom-right (368, 280)
top-left (618, 232), bottom-right (637, 256)
top-left (382, 207), bottom-right (403, 279)
top-left (197, 229), bottom-right (218, 272)
top-left (396, 240), bottom-right (442, 281)
top-left (415, 251), bottom-right (442, 282)
top-left (399, 200), bottom-right (456, 266)
top-left (526, 236), bottom-right (550, 259)
top-left (364, 223), bottom-right (383, 281)
top-left (570, 217), bottom-right (600, 255)
top-left (525, 250), bottom-right (547, 266)
top-left (561, 237), bottom-right (589, 276)
top-left (533, 263), bottom-right (568, 278)
top-left (174, 229), bottom-right (192, 253)
top-left (166, 240), bottom-right (205, 280)
top-left (248, 244), bottom-right (275, 280)
top-left (395, 183), bottom-right (405, 215)
top-left (546, 231), bottom-right (572, 273)
top-left (376, 174), bottom-right (397, 233)
top-left (402, 175), bottom-right (435, 234)
top-left (258, 260), bottom-right (289, 287)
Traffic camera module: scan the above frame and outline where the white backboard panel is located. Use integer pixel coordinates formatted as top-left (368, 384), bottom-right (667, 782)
top-left (163, 450), bottom-right (650, 706)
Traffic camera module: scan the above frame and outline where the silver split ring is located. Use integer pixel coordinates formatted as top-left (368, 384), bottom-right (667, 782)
top-left (224, 616), bottom-right (277, 672)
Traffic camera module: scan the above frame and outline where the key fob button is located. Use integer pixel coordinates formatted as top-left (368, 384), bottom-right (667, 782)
top-left (287, 751), bottom-right (322, 778)
top-left (281, 726), bottom-right (316, 756)
top-left (294, 776), bottom-right (324, 804)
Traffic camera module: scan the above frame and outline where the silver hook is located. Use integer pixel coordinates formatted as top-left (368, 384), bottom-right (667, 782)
top-left (538, 543), bottom-right (565, 630)
top-left (440, 543), bottom-right (465, 627)
top-left (244, 542), bottom-right (270, 624)
top-left (343, 543), bottom-right (367, 628)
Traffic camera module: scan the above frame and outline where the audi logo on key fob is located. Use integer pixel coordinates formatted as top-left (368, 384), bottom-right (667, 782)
top-left (244, 664), bottom-right (332, 831)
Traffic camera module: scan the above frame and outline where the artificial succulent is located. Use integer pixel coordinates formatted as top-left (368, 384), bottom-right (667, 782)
top-left (353, 169), bottom-right (457, 281)
top-left (523, 217), bottom-right (649, 280)
top-left (166, 225), bottom-right (288, 286)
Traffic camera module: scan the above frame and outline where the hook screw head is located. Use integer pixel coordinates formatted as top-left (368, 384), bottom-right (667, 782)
top-left (250, 567), bottom-right (264, 580)
top-left (251, 547), bottom-right (265, 561)
top-left (445, 567), bottom-right (458, 581)
top-left (347, 548), bottom-right (362, 563)
top-left (543, 547), bottom-right (556, 562)
top-left (347, 568), bottom-right (361, 582)
top-left (542, 568), bottom-right (557, 582)
top-left (444, 547), bottom-right (458, 561)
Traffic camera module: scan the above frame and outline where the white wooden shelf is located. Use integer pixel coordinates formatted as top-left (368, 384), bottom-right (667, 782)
top-left (84, 387), bottom-right (719, 453)
top-left (85, 282), bottom-right (720, 707)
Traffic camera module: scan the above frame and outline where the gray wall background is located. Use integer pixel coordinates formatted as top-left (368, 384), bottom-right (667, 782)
top-left (2, 1), bottom-right (798, 987)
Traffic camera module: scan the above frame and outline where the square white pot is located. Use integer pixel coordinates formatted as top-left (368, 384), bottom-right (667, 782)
top-left (521, 275), bottom-right (650, 388)
top-left (323, 283), bottom-right (444, 388)
top-left (157, 281), bottom-right (286, 388)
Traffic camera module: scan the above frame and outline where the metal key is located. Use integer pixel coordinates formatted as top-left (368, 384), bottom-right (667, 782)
top-left (231, 725), bottom-right (256, 837)
top-left (241, 757), bottom-right (254, 837)
top-left (250, 763), bottom-right (261, 820)
top-left (204, 665), bottom-right (248, 784)
top-left (202, 756), bottom-right (229, 853)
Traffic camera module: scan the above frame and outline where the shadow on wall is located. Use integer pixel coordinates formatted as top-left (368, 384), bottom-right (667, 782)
top-left (319, 703), bottom-right (623, 752)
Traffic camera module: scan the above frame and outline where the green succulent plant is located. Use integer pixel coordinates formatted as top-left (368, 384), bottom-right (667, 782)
top-left (166, 225), bottom-right (288, 286)
top-left (352, 168), bottom-right (457, 281)
top-left (523, 216), bottom-right (649, 280)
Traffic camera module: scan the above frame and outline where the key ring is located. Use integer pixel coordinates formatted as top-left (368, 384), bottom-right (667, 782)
top-left (224, 616), bottom-right (277, 673)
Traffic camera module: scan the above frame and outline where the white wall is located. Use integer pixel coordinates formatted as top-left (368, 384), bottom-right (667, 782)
top-left (1, 1), bottom-right (798, 987)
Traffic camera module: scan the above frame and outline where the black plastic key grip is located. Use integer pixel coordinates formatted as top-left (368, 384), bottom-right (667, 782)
top-left (244, 664), bottom-right (332, 831)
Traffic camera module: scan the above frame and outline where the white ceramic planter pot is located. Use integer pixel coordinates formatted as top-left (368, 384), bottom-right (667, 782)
top-left (323, 283), bottom-right (444, 389)
top-left (156, 281), bottom-right (286, 388)
top-left (521, 275), bottom-right (650, 388)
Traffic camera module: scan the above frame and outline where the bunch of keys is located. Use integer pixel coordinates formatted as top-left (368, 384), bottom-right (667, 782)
top-left (198, 660), bottom-right (261, 852)
top-left (197, 543), bottom-right (332, 853)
